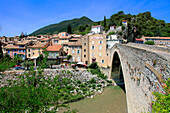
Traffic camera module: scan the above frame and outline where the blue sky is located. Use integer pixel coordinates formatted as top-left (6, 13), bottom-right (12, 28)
top-left (0, 0), bottom-right (170, 37)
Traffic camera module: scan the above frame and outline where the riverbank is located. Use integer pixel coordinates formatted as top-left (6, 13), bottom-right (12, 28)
top-left (59, 86), bottom-right (127, 113)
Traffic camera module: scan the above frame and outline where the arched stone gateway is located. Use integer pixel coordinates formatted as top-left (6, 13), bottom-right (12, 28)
top-left (109, 43), bottom-right (170, 113)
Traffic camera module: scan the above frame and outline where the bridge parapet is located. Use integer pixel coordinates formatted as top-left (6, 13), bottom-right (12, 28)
top-left (127, 42), bottom-right (170, 52)
top-left (110, 43), bottom-right (170, 113)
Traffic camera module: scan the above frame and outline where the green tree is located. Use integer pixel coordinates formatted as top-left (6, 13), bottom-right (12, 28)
top-left (67, 24), bottom-right (72, 34)
top-left (47, 60), bottom-right (56, 69)
top-left (23, 60), bottom-right (33, 70)
top-left (0, 41), bottom-right (3, 59)
top-left (104, 16), bottom-right (106, 29)
top-left (67, 55), bottom-right (72, 61)
top-left (144, 41), bottom-right (154, 45)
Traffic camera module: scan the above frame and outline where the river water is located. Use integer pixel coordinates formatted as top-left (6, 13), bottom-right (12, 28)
top-left (61, 86), bottom-right (127, 113)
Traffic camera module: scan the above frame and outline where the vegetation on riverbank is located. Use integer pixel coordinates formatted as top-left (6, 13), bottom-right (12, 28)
top-left (152, 78), bottom-right (170, 113)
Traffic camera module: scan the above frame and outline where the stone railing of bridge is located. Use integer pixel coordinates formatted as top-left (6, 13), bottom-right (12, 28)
top-left (127, 42), bottom-right (170, 52)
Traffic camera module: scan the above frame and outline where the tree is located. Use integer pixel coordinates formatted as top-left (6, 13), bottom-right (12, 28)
top-left (47, 60), bottom-right (56, 69)
top-left (144, 41), bottom-right (154, 45)
top-left (104, 16), bottom-right (106, 29)
top-left (23, 60), bottom-right (33, 70)
top-left (67, 24), bottom-right (72, 34)
top-left (0, 41), bottom-right (3, 59)
top-left (117, 11), bottom-right (124, 15)
top-left (67, 55), bottom-right (72, 61)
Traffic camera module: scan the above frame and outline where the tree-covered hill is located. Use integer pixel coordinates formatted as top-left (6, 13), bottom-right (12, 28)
top-left (30, 16), bottom-right (93, 36)
top-left (30, 11), bottom-right (170, 38)
top-left (101, 11), bottom-right (170, 40)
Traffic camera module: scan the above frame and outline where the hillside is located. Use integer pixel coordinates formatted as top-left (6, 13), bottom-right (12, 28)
top-left (30, 16), bottom-right (93, 36)
top-left (30, 11), bottom-right (170, 40)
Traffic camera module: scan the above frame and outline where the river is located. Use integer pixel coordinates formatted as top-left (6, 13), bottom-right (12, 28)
top-left (60, 86), bottom-right (127, 113)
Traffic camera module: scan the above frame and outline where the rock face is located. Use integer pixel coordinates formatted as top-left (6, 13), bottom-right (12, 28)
top-left (109, 43), bottom-right (170, 113)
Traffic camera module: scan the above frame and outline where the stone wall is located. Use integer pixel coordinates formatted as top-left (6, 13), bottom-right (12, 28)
top-left (128, 42), bottom-right (170, 52)
top-left (109, 43), bottom-right (170, 113)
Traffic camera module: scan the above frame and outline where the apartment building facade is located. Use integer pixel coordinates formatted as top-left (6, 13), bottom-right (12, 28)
top-left (81, 34), bottom-right (110, 67)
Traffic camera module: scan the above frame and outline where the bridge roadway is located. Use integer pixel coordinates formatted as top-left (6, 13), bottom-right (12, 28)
top-left (127, 43), bottom-right (170, 61)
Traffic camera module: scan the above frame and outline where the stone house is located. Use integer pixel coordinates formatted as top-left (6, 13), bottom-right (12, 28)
top-left (91, 25), bottom-right (104, 34)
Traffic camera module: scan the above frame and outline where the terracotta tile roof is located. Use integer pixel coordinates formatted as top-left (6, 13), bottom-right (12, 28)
top-left (135, 38), bottom-right (143, 41)
top-left (27, 36), bottom-right (37, 39)
top-left (46, 45), bottom-right (62, 51)
top-left (122, 20), bottom-right (128, 22)
top-left (41, 38), bottom-right (51, 41)
top-left (3, 44), bottom-right (25, 49)
top-left (143, 37), bottom-right (170, 40)
top-left (27, 42), bottom-right (49, 48)
top-left (16, 40), bottom-right (31, 45)
top-left (68, 40), bottom-right (81, 46)
top-left (92, 25), bottom-right (101, 28)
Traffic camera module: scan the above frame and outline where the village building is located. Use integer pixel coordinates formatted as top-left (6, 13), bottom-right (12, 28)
top-left (3, 40), bottom-right (32, 59)
top-left (141, 36), bottom-right (170, 46)
top-left (81, 34), bottom-right (110, 67)
top-left (62, 39), bottom-right (82, 62)
top-left (91, 25), bottom-right (104, 34)
top-left (27, 41), bottom-right (50, 66)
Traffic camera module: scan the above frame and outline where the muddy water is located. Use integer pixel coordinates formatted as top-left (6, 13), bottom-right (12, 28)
top-left (62, 86), bottom-right (127, 113)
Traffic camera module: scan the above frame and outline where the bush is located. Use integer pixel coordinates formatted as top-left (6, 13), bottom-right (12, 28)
top-left (88, 62), bottom-right (99, 69)
top-left (144, 41), bottom-right (154, 45)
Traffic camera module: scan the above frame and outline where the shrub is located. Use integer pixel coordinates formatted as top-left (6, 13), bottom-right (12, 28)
top-left (144, 41), bottom-right (154, 45)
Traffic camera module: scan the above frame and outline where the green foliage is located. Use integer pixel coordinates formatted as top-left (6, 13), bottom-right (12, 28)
top-left (104, 16), bottom-right (106, 29)
top-left (23, 60), bottom-right (33, 70)
top-left (67, 24), bottom-right (72, 34)
top-left (152, 78), bottom-right (170, 113)
top-left (0, 41), bottom-right (3, 59)
top-left (30, 16), bottom-right (93, 36)
top-left (67, 55), bottom-right (72, 61)
top-left (144, 41), bottom-right (155, 45)
top-left (88, 62), bottom-right (99, 69)
top-left (89, 62), bottom-right (107, 79)
top-left (46, 60), bottom-right (56, 68)
top-left (109, 31), bottom-right (115, 35)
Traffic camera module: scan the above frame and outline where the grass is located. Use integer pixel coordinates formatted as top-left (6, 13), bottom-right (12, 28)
top-left (59, 86), bottom-right (127, 113)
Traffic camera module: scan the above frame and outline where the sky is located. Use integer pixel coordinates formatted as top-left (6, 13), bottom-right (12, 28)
top-left (0, 0), bottom-right (170, 37)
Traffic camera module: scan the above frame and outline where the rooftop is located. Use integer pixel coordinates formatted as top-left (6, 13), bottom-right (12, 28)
top-left (143, 37), bottom-right (170, 39)
top-left (92, 25), bottom-right (102, 28)
top-left (46, 45), bottom-right (62, 51)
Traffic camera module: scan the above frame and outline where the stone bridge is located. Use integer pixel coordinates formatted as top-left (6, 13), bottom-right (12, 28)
top-left (109, 43), bottom-right (170, 113)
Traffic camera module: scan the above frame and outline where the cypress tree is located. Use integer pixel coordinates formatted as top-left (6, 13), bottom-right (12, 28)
top-left (0, 41), bottom-right (3, 59)
top-left (67, 24), bottom-right (72, 34)
top-left (104, 16), bottom-right (106, 29)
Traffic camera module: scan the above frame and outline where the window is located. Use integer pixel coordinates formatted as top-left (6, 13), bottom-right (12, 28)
top-left (54, 40), bottom-right (58, 43)
top-left (100, 46), bottom-right (102, 50)
top-left (84, 49), bottom-right (86, 52)
top-left (92, 52), bottom-right (94, 56)
top-left (92, 41), bottom-right (94, 44)
top-left (72, 50), bottom-right (75, 54)
top-left (99, 41), bottom-right (103, 44)
top-left (62, 34), bottom-right (64, 36)
top-left (28, 49), bottom-right (30, 52)
top-left (84, 55), bottom-right (86, 58)
top-left (84, 43), bottom-right (86, 46)
top-left (77, 57), bottom-right (80, 61)
top-left (77, 50), bottom-right (80, 54)
top-left (33, 52), bottom-right (34, 55)
top-left (101, 60), bottom-right (104, 64)
top-left (28, 54), bottom-right (30, 57)
top-left (91, 46), bottom-right (95, 49)
top-left (99, 53), bottom-right (101, 56)
top-left (72, 56), bottom-right (75, 61)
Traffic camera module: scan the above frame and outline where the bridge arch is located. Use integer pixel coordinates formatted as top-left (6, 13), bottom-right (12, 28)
top-left (111, 50), bottom-right (126, 92)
